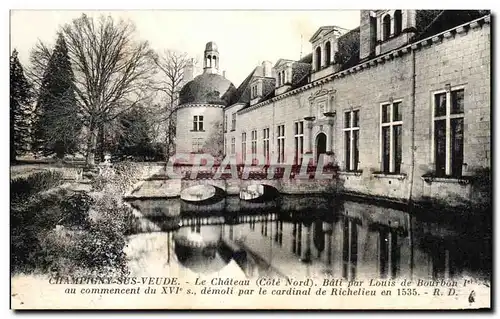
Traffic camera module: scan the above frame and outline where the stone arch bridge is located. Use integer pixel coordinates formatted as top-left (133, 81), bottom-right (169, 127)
top-left (179, 177), bottom-right (336, 196)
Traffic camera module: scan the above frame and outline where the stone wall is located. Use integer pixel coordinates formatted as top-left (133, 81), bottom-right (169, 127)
top-left (411, 21), bottom-right (491, 205)
top-left (176, 105), bottom-right (224, 154)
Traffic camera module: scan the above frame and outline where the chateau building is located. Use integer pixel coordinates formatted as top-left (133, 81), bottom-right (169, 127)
top-left (175, 10), bottom-right (491, 207)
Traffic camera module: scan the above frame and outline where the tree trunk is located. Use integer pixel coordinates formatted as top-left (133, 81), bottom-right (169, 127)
top-left (97, 124), bottom-right (105, 162)
top-left (85, 120), bottom-right (97, 168)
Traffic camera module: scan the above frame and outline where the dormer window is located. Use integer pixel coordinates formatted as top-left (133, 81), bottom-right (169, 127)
top-left (315, 46), bottom-right (322, 70)
top-left (250, 79), bottom-right (265, 106)
top-left (274, 59), bottom-right (295, 93)
top-left (251, 84), bottom-right (258, 99)
top-left (382, 14), bottom-right (391, 41)
top-left (361, 10), bottom-right (416, 60)
top-left (325, 41), bottom-right (331, 65)
top-left (394, 10), bottom-right (402, 35)
top-left (310, 26), bottom-right (342, 74)
top-left (277, 69), bottom-right (287, 86)
top-left (381, 10), bottom-right (403, 42)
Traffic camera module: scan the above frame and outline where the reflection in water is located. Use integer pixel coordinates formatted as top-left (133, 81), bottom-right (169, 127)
top-left (128, 195), bottom-right (491, 281)
top-left (173, 225), bottom-right (230, 274)
top-left (342, 215), bottom-right (358, 280)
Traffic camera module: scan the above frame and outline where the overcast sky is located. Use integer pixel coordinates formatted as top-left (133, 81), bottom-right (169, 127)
top-left (10, 10), bottom-right (361, 87)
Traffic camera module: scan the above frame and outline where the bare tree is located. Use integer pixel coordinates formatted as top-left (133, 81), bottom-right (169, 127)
top-left (151, 50), bottom-right (195, 161)
top-left (58, 14), bottom-right (155, 167)
top-left (26, 41), bottom-right (52, 93)
top-left (202, 120), bottom-right (224, 162)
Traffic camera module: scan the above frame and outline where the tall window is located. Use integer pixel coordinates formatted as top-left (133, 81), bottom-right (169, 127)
top-left (224, 115), bottom-right (228, 132)
top-left (193, 115), bottom-right (204, 131)
top-left (278, 72), bottom-right (282, 86)
top-left (241, 132), bottom-right (247, 163)
top-left (231, 113), bottom-right (236, 130)
top-left (381, 101), bottom-right (402, 173)
top-left (251, 130), bottom-right (257, 162)
top-left (294, 121), bottom-right (304, 165)
top-left (315, 46), bottom-right (322, 70)
top-left (263, 128), bottom-right (270, 163)
top-left (344, 110), bottom-right (360, 171)
top-left (382, 14), bottom-right (391, 41)
top-left (224, 137), bottom-right (227, 155)
top-left (277, 124), bottom-right (285, 163)
top-left (394, 10), bottom-right (402, 35)
top-left (192, 138), bottom-right (204, 153)
top-left (325, 41), bottom-right (331, 65)
top-left (231, 137), bottom-right (235, 155)
top-left (434, 88), bottom-right (465, 177)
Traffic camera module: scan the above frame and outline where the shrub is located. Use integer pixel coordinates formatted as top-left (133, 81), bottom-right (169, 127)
top-left (72, 222), bottom-right (128, 276)
top-left (36, 228), bottom-right (83, 275)
top-left (11, 189), bottom-right (134, 276)
top-left (11, 189), bottom-right (68, 273)
top-left (75, 195), bottom-right (137, 275)
top-left (60, 192), bottom-right (94, 229)
top-left (11, 163), bottom-right (144, 276)
top-left (11, 170), bottom-right (64, 203)
top-left (91, 161), bottom-right (142, 195)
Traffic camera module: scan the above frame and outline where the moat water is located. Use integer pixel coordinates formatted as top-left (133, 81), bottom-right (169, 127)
top-left (125, 194), bottom-right (491, 282)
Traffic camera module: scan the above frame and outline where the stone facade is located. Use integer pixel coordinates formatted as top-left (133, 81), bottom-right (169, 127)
top-left (176, 105), bottom-right (224, 154)
top-left (176, 11), bottom-right (491, 208)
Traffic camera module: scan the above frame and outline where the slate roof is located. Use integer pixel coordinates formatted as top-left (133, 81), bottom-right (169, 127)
top-left (335, 27), bottom-right (361, 70)
top-left (414, 10), bottom-right (491, 41)
top-left (298, 53), bottom-right (313, 64)
top-left (290, 62), bottom-right (311, 89)
top-left (224, 68), bottom-right (257, 106)
top-left (179, 73), bottom-right (236, 106)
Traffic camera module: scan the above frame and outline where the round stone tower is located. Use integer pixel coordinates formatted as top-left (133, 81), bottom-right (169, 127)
top-left (175, 42), bottom-right (236, 158)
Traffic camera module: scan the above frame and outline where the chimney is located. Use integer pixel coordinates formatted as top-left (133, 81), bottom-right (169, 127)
top-left (223, 70), bottom-right (226, 78)
top-left (183, 58), bottom-right (194, 82)
top-left (262, 61), bottom-right (272, 77)
top-left (359, 10), bottom-right (377, 60)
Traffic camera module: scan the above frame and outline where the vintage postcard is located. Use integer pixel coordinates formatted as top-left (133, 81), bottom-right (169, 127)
top-left (9, 9), bottom-right (491, 310)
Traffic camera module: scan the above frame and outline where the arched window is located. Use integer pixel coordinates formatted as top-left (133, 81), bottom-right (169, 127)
top-left (325, 41), bottom-right (331, 65)
top-left (315, 46), bottom-right (322, 70)
top-left (371, 15), bottom-right (377, 44)
top-left (394, 10), bottom-right (402, 35)
top-left (383, 14), bottom-right (391, 41)
top-left (213, 56), bottom-right (217, 68)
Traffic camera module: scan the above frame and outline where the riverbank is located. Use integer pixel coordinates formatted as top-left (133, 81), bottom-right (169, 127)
top-left (10, 161), bottom-right (164, 278)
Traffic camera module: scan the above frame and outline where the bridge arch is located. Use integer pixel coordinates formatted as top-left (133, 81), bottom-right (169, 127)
top-left (239, 181), bottom-right (280, 202)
